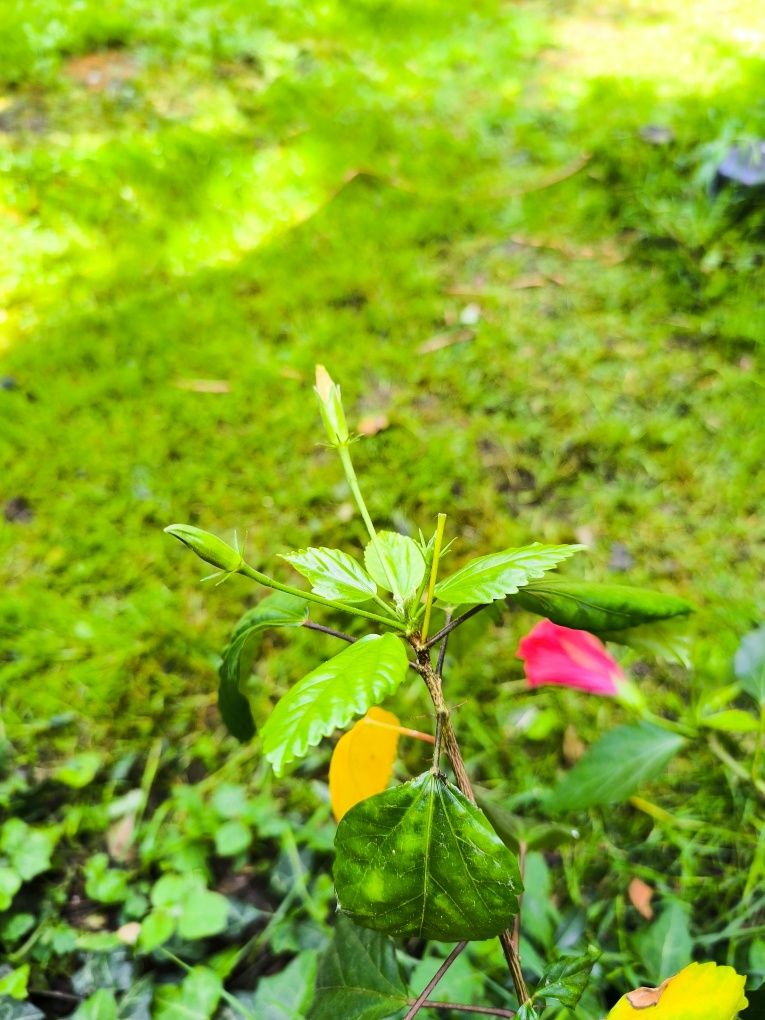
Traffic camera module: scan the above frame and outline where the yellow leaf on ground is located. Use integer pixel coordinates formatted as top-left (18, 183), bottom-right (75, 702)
top-left (329, 708), bottom-right (400, 822)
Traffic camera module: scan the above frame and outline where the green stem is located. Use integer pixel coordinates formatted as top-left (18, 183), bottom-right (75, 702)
top-left (752, 704), bottom-right (765, 783)
top-left (338, 443), bottom-right (398, 596)
top-left (238, 562), bottom-right (406, 631)
top-left (421, 513), bottom-right (447, 643)
top-left (708, 734), bottom-right (765, 799)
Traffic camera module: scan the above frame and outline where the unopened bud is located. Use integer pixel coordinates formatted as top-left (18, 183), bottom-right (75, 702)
top-left (164, 524), bottom-right (243, 572)
top-left (314, 364), bottom-right (349, 445)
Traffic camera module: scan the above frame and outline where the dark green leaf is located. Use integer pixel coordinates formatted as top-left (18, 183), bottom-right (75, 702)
top-left (533, 947), bottom-right (600, 1008)
top-left (735, 625), bottom-right (765, 706)
top-left (334, 771), bottom-right (521, 941)
top-left (516, 1004), bottom-right (541, 1020)
top-left (435, 545), bottom-right (582, 607)
top-left (364, 532), bottom-right (425, 606)
top-left (634, 900), bottom-right (692, 981)
top-left (309, 914), bottom-right (408, 1020)
top-left (252, 950), bottom-right (318, 1019)
top-left (601, 618), bottom-right (692, 667)
top-left (474, 791), bottom-right (579, 854)
top-left (261, 634), bottom-right (409, 776)
top-left (0, 1002), bottom-right (43, 1020)
top-left (545, 722), bottom-right (686, 813)
top-left (219, 592), bottom-right (308, 742)
top-left (282, 547), bottom-right (377, 604)
top-left (512, 578), bottom-right (692, 632)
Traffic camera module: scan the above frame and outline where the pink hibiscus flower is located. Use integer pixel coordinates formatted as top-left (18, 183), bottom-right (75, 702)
top-left (518, 619), bottom-right (624, 696)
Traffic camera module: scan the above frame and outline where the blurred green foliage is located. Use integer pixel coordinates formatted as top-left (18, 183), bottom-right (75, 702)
top-left (1, 0), bottom-right (765, 1015)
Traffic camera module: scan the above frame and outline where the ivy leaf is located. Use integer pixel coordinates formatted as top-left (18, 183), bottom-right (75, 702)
top-left (534, 947), bottom-right (600, 1009)
top-left (334, 771), bottom-right (521, 941)
top-left (545, 722), bottom-right (686, 813)
top-left (512, 579), bottom-right (692, 632)
top-left (0, 1002), bottom-right (44, 1020)
top-left (435, 544), bottom-right (583, 606)
top-left (219, 592), bottom-right (308, 742)
top-left (261, 634), bottom-right (409, 776)
top-left (0, 967), bottom-right (29, 1001)
top-left (281, 547), bottom-right (377, 604)
top-left (153, 967), bottom-right (222, 1020)
top-left (251, 950), bottom-right (318, 1019)
top-left (309, 914), bottom-right (408, 1020)
top-left (735, 625), bottom-right (765, 706)
top-left (329, 708), bottom-right (401, 822)
top-left (600, 618), bottom-right (692, 668)
top-left (364, 532), bottom-right (425, 606)
top-left (72, 990), bottom-right (118, 1020)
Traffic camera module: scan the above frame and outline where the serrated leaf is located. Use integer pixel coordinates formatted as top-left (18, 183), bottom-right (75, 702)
top-left (261, 634), bottom-right (409, 776)
top-left (364, 532), bottom-right (425, 605)
top-left (309, 914), bottom-right (408, 1020)
top-left (634, 900), bottom-right (692, 981)
top-left (153, 967), bottom-right (222, 1020)
top-left (600, 618), bottom-right (692, 668)
top-left (329, 708), bottom-right (401, 822)
top-left (435, 544), bottom-right (583, 606)
top-left (219, 592), bottom-right (308, 741)
top-left (282, 547), bottom-right (377, 604)
top-left (735, 625), bottom-right (765, 706)
top-left (334, 771), bottom-right (521, 940)
top-left (700, 709), bottom-right (760, 733)
top-left (534, 947), bottom-right (600, 1009)
top-left (252, 950), bottom-right (318, 1019)
top-left (546, 722), bottom-right (686, 813)
top-left (512, 579), bottom-right (692, 632)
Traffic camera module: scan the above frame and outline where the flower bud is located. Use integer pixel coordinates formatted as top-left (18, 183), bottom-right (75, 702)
top-left (164, 524), bottom-right (243, 572)
top-left (314, 364), bottom-right (349, 445)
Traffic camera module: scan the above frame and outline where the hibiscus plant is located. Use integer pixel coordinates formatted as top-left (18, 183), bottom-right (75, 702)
top-left (165, 368), bottom-right (751, 1019)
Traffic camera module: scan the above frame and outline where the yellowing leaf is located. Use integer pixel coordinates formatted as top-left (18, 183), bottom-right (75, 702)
top-left (329, 708), bottom-right (400, 822)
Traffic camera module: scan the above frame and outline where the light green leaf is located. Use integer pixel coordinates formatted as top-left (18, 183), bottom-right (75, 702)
top-left (1, 821), bottom-right (56, 882)
top-left (533, 947), bottom-right (600, 1009)
top-left (634, 900), bottom-right (692, 981)
top-left (138, 909), bottom-right (175, 953)
top-left (252, 950), bottom-right (318, 1019)
top-left (735, 625), bottom-right (765, 706)
top-left (546, 722), bottom-right (686, 813)
top-left (219, 592), bottom-right (308, 742)
top-left (364, 532), bottom-right (425, 605)
top-left (177, 888), bottom-right (229, 941)
top-left (72, 990), bottom-right (118, 1020)
top-left (512, 578), bottom-right (692, 632)
top-left (83, 853), bottom-right (129, 905)
top-left (309, 914), bottom-right (408, 1020)
top-left (435, 544), bottom-right (583, 606)
top-left (601, 618), bottom-right (693, 667)
top-left (0, 966), bottom-right (29, 1000)
top-left (53, 752), bottom-right (103, 789)
top-left (0, 869), bottom-right (22, 911)
top-left (261, 634), bottom-right (409, 776)
top-left (334, 771), bottom-right (521, 941)
top-left (153, 967), bottom-right (222, 1020)
top-left (282, 547), bottom-right (377, 604)
top-left (699, 709), bottom-right (759, 734)
top-left (214, 819), bottom-right (252, 857)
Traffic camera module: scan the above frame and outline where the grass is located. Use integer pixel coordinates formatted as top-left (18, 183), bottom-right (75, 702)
top-left (1, 0), bottom-right (765, 1015)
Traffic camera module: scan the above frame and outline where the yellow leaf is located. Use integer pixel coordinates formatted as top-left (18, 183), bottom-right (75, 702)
top-left (606, 961), bottom-right (748, 1019)
top-left (329, 708), bottom-right (400, 822)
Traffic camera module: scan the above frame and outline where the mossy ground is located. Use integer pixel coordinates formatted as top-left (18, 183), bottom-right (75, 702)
top-left (1, 1), bottom-right (764, 1015)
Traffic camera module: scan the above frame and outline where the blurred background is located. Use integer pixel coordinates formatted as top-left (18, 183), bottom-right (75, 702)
top-left (1, 0), bottom-right (765, 1015)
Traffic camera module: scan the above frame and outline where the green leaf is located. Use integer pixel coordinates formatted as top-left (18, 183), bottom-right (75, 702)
top-left (1, 821), bottom-right (56, 882)
top-left (546, 722), bottom-right (686, 813)
top-left (634, 900), bottom-right (692, 981)
top-left (533, 947), bottom-right (600, 1009)
top-left (0, 1001), bottom-right (43, 1020)
top-left (252, 950), bottom-right (318, 1019)
top-left (138, 909), bottom-right (175, 953)
top-left (0, 966), bottom-right (29, 1000)
top-left (153, 967), bottom-right (222, 1020)
top-left (700, 709), bottom-right (760, 734)
top-left (512, 578), bottom-right (692, 632)
top-left (177, 889), bottom-right (230, 941)
top-left (364, 532), bottom-right (425, 605)
top-left (435, 544), bottom-right (583, 606)
top-left (53, 752), bottom-right (103, 789)
top-left (214, 819), bottom-right (252, 857)
top-left (601, 618), bottom-right (692, 668)
top-left (219, 592), bottom-right (308, 742)
top-left (72, 990), bottom-right (118, 1020)
top-left (334, 771), bottom-right (522, 941)
top-left (261, 634), bottom-right (409, 776)
top-left (735, 626), bottom-right (765, 706)
top-left (516, 1006), bottom-right (541, 1020)
top-left (0, 869), bottom-right (22, 911)
top-left (309, 914), bottom-right (408, 1020)
top-left (282, 547), bottom-right (377, 604)
top-left (83, 853), bottom-right (129, 904)
top-left (148, 874), bottom-right (229, 943)
top-left (474, 791), bottom-right (579, 854)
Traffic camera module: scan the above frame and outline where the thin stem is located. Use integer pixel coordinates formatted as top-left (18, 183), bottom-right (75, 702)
top-left (512, 842), bottom-right (528, 954)
top-left (404, 942), bottom-right (468, 1020)
top-left (362, 715), bottom-right (436, 745)
top-left (338, 444), bottom-right (398, 596)
top-left (239, 562), bottom-right (407, 631)
top-left (436, 610), bottom-right (453, 676)
top-left (421, 513), bottom-right (447, 642)
top-left (708, 735), bottom-right (765, 799)
top-left (424, 604), bottom-right (487, 649)
top-left (752, 705), bottom-right (765, 783)
top-left (417, 1002), bottom-right (516, 1018)
top-left (302, 621), bottom-right (356, 643)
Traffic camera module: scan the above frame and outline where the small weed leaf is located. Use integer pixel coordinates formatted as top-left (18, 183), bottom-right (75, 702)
top-left (334, 771), bottom-right (521, 941)
top-left (261, 634), bottom-right (409, 776)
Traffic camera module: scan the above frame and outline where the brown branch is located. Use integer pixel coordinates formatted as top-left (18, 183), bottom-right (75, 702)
top-left (302, 620), bottom-right (356, 643)
top-left (512, 841), bottom-right (528, 954)
top-left (424, 604), bottom-right (487, 649)
top-left (419, 1002), bottom-right (516, 1017)
top-left (404, 941), bottom-right (468, 1019)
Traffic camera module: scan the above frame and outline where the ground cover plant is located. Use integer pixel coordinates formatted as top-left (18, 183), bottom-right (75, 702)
top-left (2, 0), bottom-right (765, 1016)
